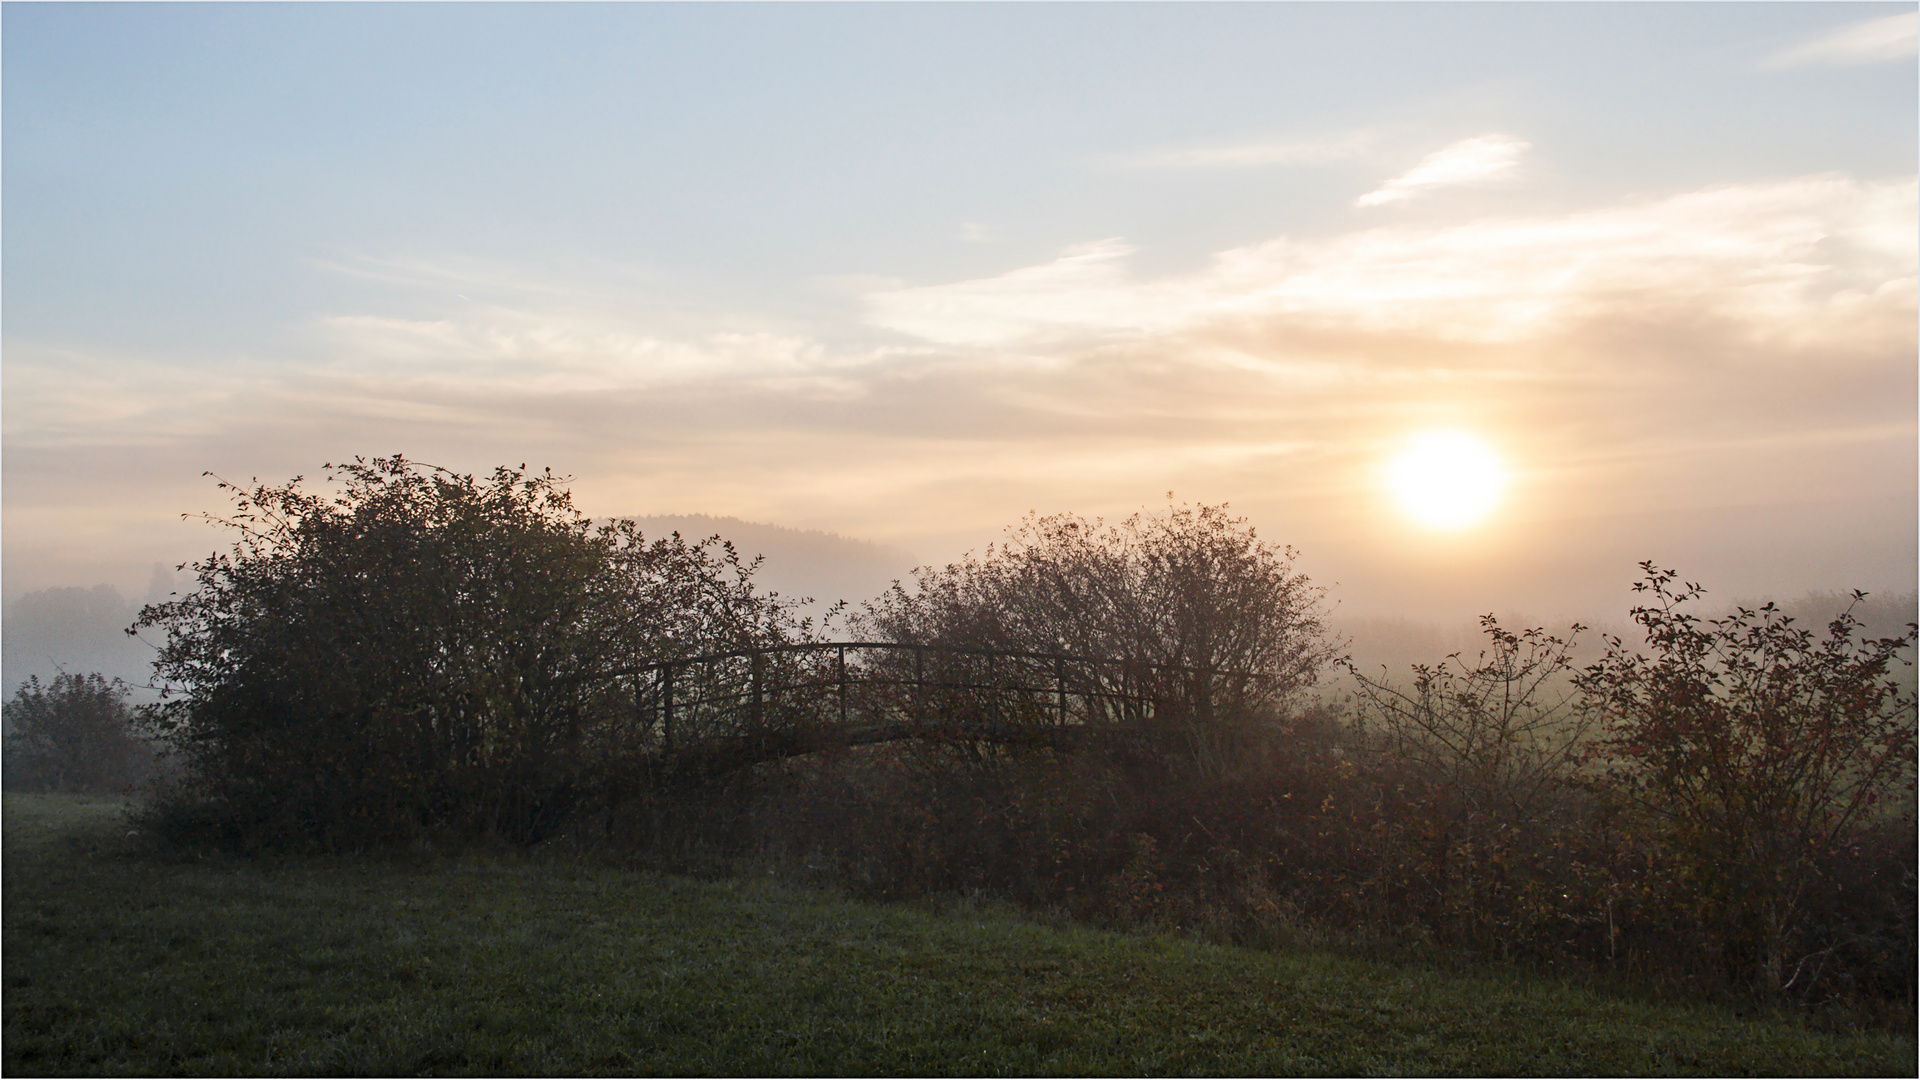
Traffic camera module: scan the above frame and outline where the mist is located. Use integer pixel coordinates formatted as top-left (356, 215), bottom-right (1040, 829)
top-left (2, 579), bottom-right (162, 699)
top-left (621, 514), bottom-right (919, 628)
top-left (13, 521), bottom-right (1909, 707)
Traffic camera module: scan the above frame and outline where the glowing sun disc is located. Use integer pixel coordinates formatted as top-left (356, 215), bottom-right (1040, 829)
top-left (1386, 431), bottom-right (1506, 529)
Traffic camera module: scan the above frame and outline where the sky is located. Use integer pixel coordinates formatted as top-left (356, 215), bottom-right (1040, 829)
top-left (4, 2), bottom-right (1916, 624)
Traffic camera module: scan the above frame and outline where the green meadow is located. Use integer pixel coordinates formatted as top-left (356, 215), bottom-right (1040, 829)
top-left (5, 794), bottom-right (1911, 1077)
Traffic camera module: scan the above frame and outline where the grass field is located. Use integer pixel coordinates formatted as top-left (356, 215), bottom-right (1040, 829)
top-left (4, 793), bottom-right (1913, 1076)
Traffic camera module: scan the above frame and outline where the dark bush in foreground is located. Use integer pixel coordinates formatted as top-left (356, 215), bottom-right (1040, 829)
top-left (135, 456), bottom-right (814, 851)
top-left (854, 502), bottom-right (1338, 777)
top-left (1579, 567), bottom-right (1917, 995)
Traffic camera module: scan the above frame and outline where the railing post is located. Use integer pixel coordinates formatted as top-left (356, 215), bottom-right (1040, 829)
top-left (837, 644), bottom-right (848, 726)
top-left (1055, 653), bottom-right (1067, 726)
top-left (914, 645), bottom-right (925, 724)
top-left (987, 650), bottom-right (999, 729)
top-left (751, 649), bottom-right (765, 728)
top-left (661, 662), bottom-right (674, 754)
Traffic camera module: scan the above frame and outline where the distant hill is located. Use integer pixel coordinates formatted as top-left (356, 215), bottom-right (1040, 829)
top-left (623, 515), bottom-right (919, 622)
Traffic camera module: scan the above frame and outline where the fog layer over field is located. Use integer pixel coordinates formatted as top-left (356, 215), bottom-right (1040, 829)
top-left (8, 518), bottom-right (1910, 702)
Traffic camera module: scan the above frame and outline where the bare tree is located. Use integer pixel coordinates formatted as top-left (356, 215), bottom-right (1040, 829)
top-left (1347, 616), bottom-right (1591, 822)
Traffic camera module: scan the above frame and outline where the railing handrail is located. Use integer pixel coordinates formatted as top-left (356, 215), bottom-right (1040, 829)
top-left (603, 640), bottom-right (1267, 683)
top-left (576, 639), bottom-right (1279, 774)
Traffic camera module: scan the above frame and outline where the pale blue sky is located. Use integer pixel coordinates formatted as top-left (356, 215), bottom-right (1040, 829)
top-left (5, 3), bottom-right (1915, 620)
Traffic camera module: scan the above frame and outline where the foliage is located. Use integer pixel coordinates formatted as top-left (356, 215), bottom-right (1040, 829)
top-left (855, 501), bottom-right (1337, 773)
top-left (1344, 618), bottom-right (1598, 952)
top-left (659, 571), bottom-right (1914, 1016)
top-left (1349, 616), bottom-right (1590, 822)
top-left (1575, 563), bottom-right (1918, 991)
top-left (134, 455), bottom-right (813, 849)
top-left (2, 673), bottom-right (152, 793)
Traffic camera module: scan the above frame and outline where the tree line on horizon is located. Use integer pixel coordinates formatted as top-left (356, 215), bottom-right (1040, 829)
top-left (6, 454), bottom-right (1915, 1022)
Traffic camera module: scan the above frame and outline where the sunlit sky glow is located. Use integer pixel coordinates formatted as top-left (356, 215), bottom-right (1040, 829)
top-left (4, 3), bottom-right (1915, 621)
top-left (1387, 432), bottom-right (1506, 531)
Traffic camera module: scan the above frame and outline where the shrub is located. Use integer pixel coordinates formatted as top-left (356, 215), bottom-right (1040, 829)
top-left (134, 456), bottom-right (812, 850)
top-left (854, 501), bottom-right (1338, 775)
top-left (1576, 564), bottom-right (1918, 992)
top-left (1343, 618), bottom-right (1599, 953)
top-left (2, 672), bottom-right (153, 793)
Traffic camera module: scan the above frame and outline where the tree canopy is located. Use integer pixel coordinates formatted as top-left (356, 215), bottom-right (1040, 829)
top-left (136, 456), bottom-right (814, 847)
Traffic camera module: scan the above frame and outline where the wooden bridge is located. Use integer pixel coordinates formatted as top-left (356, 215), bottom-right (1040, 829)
top-left (589, 641), bottom-right (1250, 783)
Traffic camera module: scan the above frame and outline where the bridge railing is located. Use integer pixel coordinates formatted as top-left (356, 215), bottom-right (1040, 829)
top-left (596, 642), bottom-right (1208, 756)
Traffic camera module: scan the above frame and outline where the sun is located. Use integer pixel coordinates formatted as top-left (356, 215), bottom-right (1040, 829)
top-left (1385, 431), bottom-right (1507, 530)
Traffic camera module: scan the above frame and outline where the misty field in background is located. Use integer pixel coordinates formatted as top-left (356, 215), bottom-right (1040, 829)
top-left (10, 456), bottom-right (1916, 1039)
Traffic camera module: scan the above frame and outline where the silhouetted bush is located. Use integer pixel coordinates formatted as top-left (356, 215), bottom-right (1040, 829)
top-left (3, 672), bottom-right (154, 793)
top-left (1578, 565), bottom-right (1918, 993)
top-left (1342, 618), bottom-right (1602, 957)
top-left (855, 502), bottom-right (1338, 776)
top-left (134, 456), bottom-right (814, 851)
top-left (126, 464), bottom-right (1918, 1023)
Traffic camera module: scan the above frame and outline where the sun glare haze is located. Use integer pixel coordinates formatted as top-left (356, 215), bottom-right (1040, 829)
top-left (1387, 432), bottom-right (1507, 531)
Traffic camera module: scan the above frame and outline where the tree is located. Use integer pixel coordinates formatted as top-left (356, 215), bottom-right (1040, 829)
top-left (1575, 563), bottom-right (1918, 990)
top-left (135, 455), bottom-right (813, 848)
top-left (855, 501), bottom-right (1336, 772)
top-left (2, 672), bottom-right (151, 792)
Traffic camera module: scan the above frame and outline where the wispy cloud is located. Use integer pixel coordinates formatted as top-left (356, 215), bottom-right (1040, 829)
top-left (298, 255), bottom-right (926, 400)
top-left (1761, 12), bottom-right (1918, 69)
top-left (311, 253), bottom-right (588, 298)
top-left (13, 174), bottom-right (1908, 472)
top-left (1355, 134), bottom-right (1529, 207)
top-left (865, 240), bottom-right (1140, 347)
top-left (316, 312), bottom-right (838, 393)
top-left (868, 174), bottom-right (1917, 350)
top-left (0, 284), bottom-right (899, 459)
